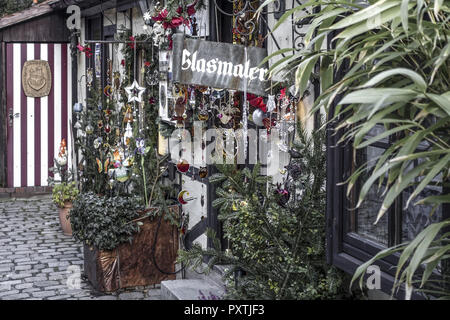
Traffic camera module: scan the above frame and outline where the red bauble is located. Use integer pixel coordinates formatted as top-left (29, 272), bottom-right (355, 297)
top-left (176, 159), bottom-right (190, 173)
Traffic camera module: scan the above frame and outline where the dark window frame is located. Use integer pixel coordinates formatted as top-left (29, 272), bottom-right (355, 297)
top-left (324, 58), bottom-right (449, 300)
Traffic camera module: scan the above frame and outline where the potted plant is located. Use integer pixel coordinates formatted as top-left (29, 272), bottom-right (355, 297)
top-left (70, 192), bottom-right (180, 292)
top-left (49, 138), bottom-right (78, 236)
top-left (52, 181), bottom-right (79, 236)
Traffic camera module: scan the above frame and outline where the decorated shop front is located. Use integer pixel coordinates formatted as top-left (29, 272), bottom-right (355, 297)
top-left (52, 0), bottom-right (322, 297)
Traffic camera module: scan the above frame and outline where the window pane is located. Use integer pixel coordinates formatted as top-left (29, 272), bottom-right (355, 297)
top-left (402, 186), bottom-right (443, 242)
top-left (352, 145), bottom-right (389, 246)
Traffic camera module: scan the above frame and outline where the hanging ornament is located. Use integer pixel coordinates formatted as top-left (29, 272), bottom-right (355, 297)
top-left (178, 190), bottom-right (195, 205)
top-left (113, 72), bottom-right (121, 90)
top-left (97, 120), bottom-right (103, 129)
top-left (252, 108), bottom-right (265, 127)
top-left (55, 139), bottom-right (67, 166)
top-left (218, 113), bottom-right (231, 125)
top-left (199, 166), bottom-right (208, 178)
top-left (86, 68), bottom-right (93, 90)
top-left (275, 187), bottom-right (290, 207)
top-left (176, 158), bottom-right (190, 173)
top-left (104, 158), bottom-right (110, 173)
top-left (103, 85), bottom-right (112, 97)
top-left (108, 178), bottom-right (115, 189)
top-left (125, 80), bottom-right (146, 103)
top-left (96, 158), bottom-right (103, 173)
top-left (93, 137), bottom-right (103, 149)
top-left (173, 97), bottom-right (186, 127)
top-left (172, 84), bottom-right (187, 102)
top-left (104, 123), bottom-right (111, 134)
top-left (73, 102), bottom-right (83, 113)
top-left (85, 124), bottom-right (94, 134)
top-left (123, 122), bottom-right (133, 146)
top-left (123, 156), bottom-right (133, 167)
top-left (198, 109), bottom-right (209, 121)
top-left (115, 167), bottom-right (129, 182)
top-left (123, 106), bottom-right (134, 123)
top-left (266, 94), bottom-right (276, 113)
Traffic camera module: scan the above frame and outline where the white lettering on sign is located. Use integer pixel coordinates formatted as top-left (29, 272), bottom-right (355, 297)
top-left (181, 49), bottom-right (268, 82)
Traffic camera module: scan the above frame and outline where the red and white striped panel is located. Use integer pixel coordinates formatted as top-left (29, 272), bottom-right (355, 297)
top-left (6, 43), bottom-right (72, 188)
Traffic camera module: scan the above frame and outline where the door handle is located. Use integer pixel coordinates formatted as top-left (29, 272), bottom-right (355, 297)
top-left (8, 110), bottom-right (19, 126)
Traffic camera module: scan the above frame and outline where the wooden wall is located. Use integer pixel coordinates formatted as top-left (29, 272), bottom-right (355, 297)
top-left (0, 11), bottom-right (71, 43)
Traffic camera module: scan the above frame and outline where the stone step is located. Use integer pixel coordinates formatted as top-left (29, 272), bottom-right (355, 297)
top-left (161, 279), bottom-right (225, 300)
top-left (183, 263), bottom-right (229, 289)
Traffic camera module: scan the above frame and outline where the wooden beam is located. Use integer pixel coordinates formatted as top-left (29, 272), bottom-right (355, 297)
top-left (0, 42), bottom-right (6, 187)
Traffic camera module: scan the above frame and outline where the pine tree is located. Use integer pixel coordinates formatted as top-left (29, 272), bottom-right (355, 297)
top-left (178, 118), bottom-right (354, 299)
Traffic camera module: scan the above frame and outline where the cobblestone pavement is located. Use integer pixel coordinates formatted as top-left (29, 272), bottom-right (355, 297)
top-left (0, 196), bottom-right (162, 300)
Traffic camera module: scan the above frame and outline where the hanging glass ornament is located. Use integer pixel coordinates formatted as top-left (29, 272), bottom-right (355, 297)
top-left (86, 68), bottom-right (93, 90)
top-left (145, 69), bottom-right (159, 86)
top-left (97, 120), bottom-right (103, 129)
top-left (85, 124), bottom-right (94, 134)
top-left (103, 85), bottom-right (112, 97)
top-left (177, 190), bottom-right (191, 205)
top-left (115, 167), bottom-right (129, 182)
top-left (104, 123), bottom-right (111, 134)
top-left (199, 166), bottom-right (208, 178)
top-left (113, 71), bottom-right (121, 90)
top-left (123, 106), bottom-right (133, 123)
top-left (125, 80), bottom-right (146, 103)
top-left (266, 94), bottom-right (276, 113)
top-left (123, 122), bottom-right (133, 146)
top-left (55, 139), bottom-right (67, 166)
top-left (252, 108), bottom-right (265, 127)
top-left (73, 102), bottom-right (83, 113)
top-left (198, 109), bottom-right (209, 121)
top-left (96, 158), bottom-right (103, 173)
top-left (173, 97), bottom-right (186, 128)
top-left (176, 158), bottom-right (190, 173)
top-left (93, 137), bottom-right (103, 149)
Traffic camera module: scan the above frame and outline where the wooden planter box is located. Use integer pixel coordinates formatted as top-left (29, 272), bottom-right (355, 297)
top-left (83, 205), bottom-right (180, 292)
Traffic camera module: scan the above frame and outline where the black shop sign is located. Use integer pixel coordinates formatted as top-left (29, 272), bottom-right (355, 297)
top-left (172, 33), bottom-right (269, 96)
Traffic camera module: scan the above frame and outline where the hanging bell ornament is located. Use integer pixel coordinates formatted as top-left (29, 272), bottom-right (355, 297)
top-left (176, 159), bottom-right (190, 173)
top-left (252, 108), bottom-right (265, 127)
top-left (85, 124), bottom-right (94, 134)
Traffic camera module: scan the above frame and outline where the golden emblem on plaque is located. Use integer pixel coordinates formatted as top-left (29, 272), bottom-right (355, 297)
top-left (22, 60), bottom-right (52, 97)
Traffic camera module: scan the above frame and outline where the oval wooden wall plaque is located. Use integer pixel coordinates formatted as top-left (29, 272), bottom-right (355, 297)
top-left (22, 60), bottom-right (52, 98)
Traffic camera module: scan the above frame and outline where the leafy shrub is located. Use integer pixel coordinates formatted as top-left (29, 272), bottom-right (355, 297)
top-left (70, 192), bottom-right (143, 251)
top-left (52, 182), bottom-right (79, 208)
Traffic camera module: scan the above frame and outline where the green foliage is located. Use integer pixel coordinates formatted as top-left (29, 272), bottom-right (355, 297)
top-left (259, 0), bottom-right (450, 298)
top-left (0, 0), bottom-right (39, 18)
top-left (52, 182), bottom-right (79, 208)
top-left (178, 121), bottom-right (355, 299)
top-left (70, 192), bottom-right (143, 251)
top-left (75, 31), bottom-right (164, 203)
